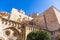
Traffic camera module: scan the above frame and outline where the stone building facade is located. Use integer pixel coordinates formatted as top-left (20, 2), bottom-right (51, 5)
top-left (0, 6), bottom-right (60, 40)
top-left (0, 8), bottom-right (33, 40)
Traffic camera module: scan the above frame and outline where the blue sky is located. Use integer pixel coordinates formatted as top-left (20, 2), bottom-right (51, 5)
top-left (0, 0), bottom-right (60, 15)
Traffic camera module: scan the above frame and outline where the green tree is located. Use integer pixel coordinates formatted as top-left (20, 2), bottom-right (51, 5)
top-left (26, 30), bottom-right (51, 40)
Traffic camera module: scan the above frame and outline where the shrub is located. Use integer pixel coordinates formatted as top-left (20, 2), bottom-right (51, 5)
top-left (26, 30), bottom-right (51, 40)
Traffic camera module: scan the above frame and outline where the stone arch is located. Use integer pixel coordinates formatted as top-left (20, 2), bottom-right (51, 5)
top-left (4, 27), bottom-right (21, 40)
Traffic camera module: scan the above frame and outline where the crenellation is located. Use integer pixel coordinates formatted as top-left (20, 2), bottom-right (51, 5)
top-left (9, 21), bottom-right (11, 25)
top-left (13, 23), bottom-right (16, 27)
top-left (4, 21), bottom-right (7, 25)
top-left (17, 24), bottom-right (21, 29)
top-left (1, 19), bottom-right (4, 24)
top-left (7, 21), bottom-right (10, 25)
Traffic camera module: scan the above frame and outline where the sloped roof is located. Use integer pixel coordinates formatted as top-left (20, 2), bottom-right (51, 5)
top-left (33, 6), bottom-right (60, 31)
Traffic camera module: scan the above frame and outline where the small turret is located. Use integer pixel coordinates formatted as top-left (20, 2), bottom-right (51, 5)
top-left (18, 9), bottom-right (25, 15)
top-left (29, 13), bottom-right (39, 18)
